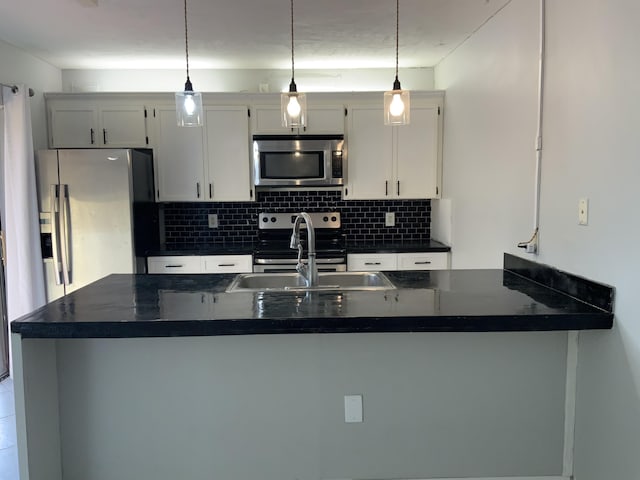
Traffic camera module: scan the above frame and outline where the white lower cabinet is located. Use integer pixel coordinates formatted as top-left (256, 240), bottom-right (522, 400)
top-left (147, 256), bottom-right (203, 274)
top-left (347, 252), bottom-right (449, 271)
top-left (201, 255), bottom-right (253, 273)
top-left (148, 255), bottom-right (252, 274)
top-left (397, 252), bottom-right (449, 270)
top-left (347, 253), bottom-right (397, 271)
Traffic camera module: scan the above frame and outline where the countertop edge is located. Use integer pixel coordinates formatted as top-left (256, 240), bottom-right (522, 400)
top-left (12, 313), bottom-right (614, 338)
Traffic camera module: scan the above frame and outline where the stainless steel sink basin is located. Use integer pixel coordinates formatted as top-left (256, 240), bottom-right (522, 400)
top-left (226, 272), bottom-right (396, 293)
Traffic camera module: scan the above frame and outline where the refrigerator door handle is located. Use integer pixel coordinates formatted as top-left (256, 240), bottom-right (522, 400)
top-left (60, 184), bottom-right (72, 285)
top-left (50, 184), bottom-right (63, 285)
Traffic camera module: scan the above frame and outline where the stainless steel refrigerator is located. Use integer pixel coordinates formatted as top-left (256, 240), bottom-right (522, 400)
top-left (36, 149), bottom-right (158, 302)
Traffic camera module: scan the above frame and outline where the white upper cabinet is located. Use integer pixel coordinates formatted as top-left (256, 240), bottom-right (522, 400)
top-left (344, 97), bottom-right (443, 200)
top-left (153, 105), bottom-right (253, 202)
top-left (344, 105), bottom-right (393, 199)
top-left (204, 106), bottom-right (253, 202)
top-left (153, 106), bottom-right (206, 202)
top-left (251, 105), bottom-right (345, 135)
top-left (48, 99), bottom-right (148, 148)
top-left (99, 106), bottom-right (148, 147)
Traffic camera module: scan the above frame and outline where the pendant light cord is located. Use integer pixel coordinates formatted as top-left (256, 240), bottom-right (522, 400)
top-left (184, 0), bottom-right (190, 81)
top-left (395, 0), bottom-right (399, 80)
top-left (290, 0), bottom-right (295, 82)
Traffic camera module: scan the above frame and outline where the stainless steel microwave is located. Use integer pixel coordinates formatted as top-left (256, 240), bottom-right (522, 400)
top-left (253, 135), bottom-right (345, 187)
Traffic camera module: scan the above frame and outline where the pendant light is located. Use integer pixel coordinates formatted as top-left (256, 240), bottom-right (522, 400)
top-left (384, 0), bottom-right (410, 125)
top-left (281, 0), bottom-right (307, 128)
top-left (175, 0), bottom-right (203, 127)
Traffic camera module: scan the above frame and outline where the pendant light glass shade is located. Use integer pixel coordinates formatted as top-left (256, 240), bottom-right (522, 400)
top-left (281, 80), bottom-right (307, 128)
top-left (176, 0), bottom-right (203, 127)
top-left (384, 0), bottom-right (410, 125)
top-left (384, 78), bottom-right (410, 125)
top-left (282, 0), bottom-right (307, 128)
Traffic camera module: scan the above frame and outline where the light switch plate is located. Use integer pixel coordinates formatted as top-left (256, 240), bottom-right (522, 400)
top-left (344, 395), bottom-right (363, 423)
top-left (208, 214), bottom-right (218, 228)
top-left (578, 198), bottom-right (588, 225)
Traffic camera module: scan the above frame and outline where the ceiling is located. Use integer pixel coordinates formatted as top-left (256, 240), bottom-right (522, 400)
top-left (0, 0), bottom-right (511, 70)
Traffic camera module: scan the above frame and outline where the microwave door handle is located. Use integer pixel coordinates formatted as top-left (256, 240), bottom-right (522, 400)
top-left (50, 184), bottom-right (63, 285)
top-left (60, 184), bottom-right (72, 285)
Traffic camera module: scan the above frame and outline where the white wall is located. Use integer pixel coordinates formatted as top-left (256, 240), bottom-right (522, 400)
top-left (61, 67), bottom-right (434, 93)
top-left (434, 0), bottom-right (539, 268)
top-left (0, 39), bottom-right (61, 149)
top-left (538, 1), bottom-right (640, 479)
top-left (436, 0), bottom-right (640, 479)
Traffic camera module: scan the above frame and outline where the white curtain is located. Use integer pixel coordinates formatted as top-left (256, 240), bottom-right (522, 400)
top-left (1, 84), bottom-right (45, 324)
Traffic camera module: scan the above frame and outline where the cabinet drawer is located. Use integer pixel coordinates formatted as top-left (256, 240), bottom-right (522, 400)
top-left (397, 252), bottom-right (449, 270)
top-left (347, 253), bottom-right (397, 271)
top-left (147, 256), bottom-right (202, 274)
top-left (201, 255), bottom-right (253, 273)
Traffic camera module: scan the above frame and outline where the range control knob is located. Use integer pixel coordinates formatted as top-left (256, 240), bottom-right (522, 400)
top-left (323, 216), bottom-right (329, 222)
top-left (270, 217), bottom-right (277, 223)
top-left (331, 216), bottom-right (337, 222)
top-left (262, 217), bottom-right (268, 223)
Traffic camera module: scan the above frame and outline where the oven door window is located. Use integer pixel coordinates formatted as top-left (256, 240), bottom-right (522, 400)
top-left (260, 151), bottom-right (324, 179)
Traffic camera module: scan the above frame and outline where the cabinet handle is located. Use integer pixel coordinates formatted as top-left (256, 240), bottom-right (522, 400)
top-left (385, 181), bottom-right (388, 196)
top-left (103, 128), bottom-right (107, 144)
top-left (196, 183), bottom-right (200, 198)
top-left (364, 262), bottom-right (382, 265)
top-left (209, 183), bottom-right (213, 199)
top-left (90, 128), bottom-right (95, 144)
top-left (414, 261), bottom-right (432, 265)
top-left (164, 264), bottom-right (184, 268)
top-left (218, 263), bottom-right (236, 267)
top-left (397, 180), bottom-right (400, 196)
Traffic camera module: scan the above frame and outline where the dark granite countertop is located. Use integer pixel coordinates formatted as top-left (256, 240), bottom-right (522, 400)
top-left (11, 256), bottom-right (613, 338)
top-left (347, 239), bottom-right (451, 253)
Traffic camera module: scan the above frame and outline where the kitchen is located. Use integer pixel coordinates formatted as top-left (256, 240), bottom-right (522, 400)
top-left (1, 1), bottom-right (639, 480)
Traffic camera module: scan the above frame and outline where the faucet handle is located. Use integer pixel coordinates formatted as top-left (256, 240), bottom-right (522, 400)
top-left (289, 232), bottom-right (299, 249)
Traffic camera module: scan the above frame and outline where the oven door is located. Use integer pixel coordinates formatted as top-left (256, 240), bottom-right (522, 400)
top-left (253, 263), bottom-right (347, 273)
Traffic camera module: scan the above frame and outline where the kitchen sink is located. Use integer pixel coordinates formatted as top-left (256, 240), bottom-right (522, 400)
top-left (225, 271), bottom-right (396, 293)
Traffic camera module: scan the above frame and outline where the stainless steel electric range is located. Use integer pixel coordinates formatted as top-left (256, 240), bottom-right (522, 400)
top-left (253, 212), bottom-right (347, 272)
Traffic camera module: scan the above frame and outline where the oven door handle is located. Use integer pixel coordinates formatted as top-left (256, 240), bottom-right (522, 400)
top-left (254, 257), bottom-right (346, 265)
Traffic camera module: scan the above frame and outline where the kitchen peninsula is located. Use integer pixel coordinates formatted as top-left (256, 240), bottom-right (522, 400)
top-left (11, 254), bottom-right (613, 480)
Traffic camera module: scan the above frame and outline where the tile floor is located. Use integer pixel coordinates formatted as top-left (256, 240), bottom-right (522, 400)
top-left (0, 377), bottom-right (18, 480)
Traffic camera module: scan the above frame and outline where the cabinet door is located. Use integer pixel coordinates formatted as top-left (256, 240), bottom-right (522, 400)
top-left (201, 255), bottom-right (253, 273)
top-left (251, 105), bottom-right (344, 135)
top-left (252, 105), bottom-right (293, 134)
top-left (50, 106), bottom-right (98, 148)
top-left (344, 106), bottom-right (393, 200)
top-left (304, 105), bottom-right (345, 134)
top-left (396, 252), bottom-right (449, 270)
top-left (347, 253), bottom-right (397, 271)
top-left (395, 105), bottom-right (440, 199)
top-left (147, 256), bottom-right (203, 274)
top-left (205, 106), bottom-right (252, 201)
top-left (100, 106), bottom-right (148, 147)
top-left (154, 107), bottom-right (205, 202)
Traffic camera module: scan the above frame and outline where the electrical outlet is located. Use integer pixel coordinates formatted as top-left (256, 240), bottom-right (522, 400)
top-left (385, 211), bottom-right (395, 227)
top-left (344, 395), bottom-right (363, 423)
top-left (208, 214), bottom-right (218, 228)
top-left (578, 198), bottom-right (588, 226)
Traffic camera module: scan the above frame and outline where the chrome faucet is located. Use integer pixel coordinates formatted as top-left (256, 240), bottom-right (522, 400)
top-left (290, 212), bottom-right (319, 287)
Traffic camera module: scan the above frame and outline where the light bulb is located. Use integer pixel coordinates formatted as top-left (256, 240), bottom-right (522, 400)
top-left (389, 93), bottom-right (405, 117)
top-left (184, 94), bottom-right (196, 116)
top-left (287, 95), bottom-right (301, 118)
